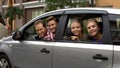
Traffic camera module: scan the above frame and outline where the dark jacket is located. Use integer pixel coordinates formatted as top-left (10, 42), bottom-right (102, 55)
top-left (34, 35), bottom-right (45, 40)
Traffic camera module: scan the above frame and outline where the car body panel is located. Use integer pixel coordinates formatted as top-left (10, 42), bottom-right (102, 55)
top-left (11, 41), bottom-right (54, 68)
top-left (53, 42), bottom-right (113, 68)
top-left (113, 46), bottom-right (120, 68)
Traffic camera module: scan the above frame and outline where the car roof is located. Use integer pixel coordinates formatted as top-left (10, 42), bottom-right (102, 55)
top-left (43, 8), bottom-right (120, 15)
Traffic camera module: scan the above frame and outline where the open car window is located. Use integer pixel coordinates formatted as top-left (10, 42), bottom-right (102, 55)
top-left (22, 15), bottom-right (61, 41)
top-left (63, 14), bottom-right (103, 44)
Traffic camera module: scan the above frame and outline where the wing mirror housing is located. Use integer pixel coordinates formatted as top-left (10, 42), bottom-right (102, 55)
top-left (12, 31), bottom-right (22, 40)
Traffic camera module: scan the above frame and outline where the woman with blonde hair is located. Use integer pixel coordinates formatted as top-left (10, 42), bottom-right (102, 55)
top-left (86, 19), bottom-right (102, 43)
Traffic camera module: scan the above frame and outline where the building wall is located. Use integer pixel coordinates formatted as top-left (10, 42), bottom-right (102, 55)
top-left (96, 0), bottom-right (120, 8)
top-left (2, 0), bottom-right (45, 31)
top-left (23, 0), bottom-right (37, 2)
top-left (3, 0), bottom-right (7, 5)
top-left (15, 0), bottom-right (36, 3)
top-left (25, 8), bottom-right (32, 23)
top-left (25, 7), bottom-right (44, 23)
top-left (15, 0), bottom-right (20, 3)
top-left (3, 0), bottom-right (120, 31)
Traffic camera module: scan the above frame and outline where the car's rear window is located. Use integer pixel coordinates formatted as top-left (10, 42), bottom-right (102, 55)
top-left (109, 14), bottom-right (120, 45)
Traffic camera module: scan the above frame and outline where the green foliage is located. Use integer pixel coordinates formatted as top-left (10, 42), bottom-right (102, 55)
top-left (4, 6), bottom-right (24, 25)
top-left (45, 0), bottom-right (88, 11)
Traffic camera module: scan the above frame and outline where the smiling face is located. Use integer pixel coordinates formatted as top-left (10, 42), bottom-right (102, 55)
top-left (47, 20), bottom-right (57, 33)
top-left (87, 21), bottom-right (100, 37)
top-left (71, 21), bottom-right (82, 36)
top-left (35, 23), bottom-right (46, 38)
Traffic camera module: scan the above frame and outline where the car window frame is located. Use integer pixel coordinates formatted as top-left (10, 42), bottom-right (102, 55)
top-left (56, 10), bottom-right (112, 44)
top-left (15, 11), bottom-right (65, 41)
top-left (109, 14), bottom-right (120, 45)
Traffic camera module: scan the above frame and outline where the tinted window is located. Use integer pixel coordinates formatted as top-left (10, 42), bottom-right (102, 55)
top-left (109, 14), bottom-right (120, 45)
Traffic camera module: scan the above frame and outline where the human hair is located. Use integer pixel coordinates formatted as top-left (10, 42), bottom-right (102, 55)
top-left (70, 18), bottom-right (84, 39)
top-left (71, 18), bottom-right (83, 33)
top-left (71, 18), bottom-right (83, 28)
top-left (86, 18), bottom-right (103, 42)
top-left (35, 20), bottom-right (46, 27)
top-left (86, 18), bottom-right (99, 27)
top-left (46, 16), bottom-right (58, 23)
top-left (86, 18), bottom-right (102, 33)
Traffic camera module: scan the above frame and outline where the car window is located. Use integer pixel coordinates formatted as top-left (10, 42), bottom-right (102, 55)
top-left (22, 15), bottom-right (61, 41)
top-left (109, 14), bottom-right (120, 45)
top-left (63, 14), bottom-right (103, 44)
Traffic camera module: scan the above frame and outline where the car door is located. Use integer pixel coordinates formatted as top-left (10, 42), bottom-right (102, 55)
top-left (53, 10), bottom-right (113, 68)
top-left (10, 12), bottom-right (63, 68)
top-left (109, 14), bottom-right (120, 68)
top-left (11, 40), bottom-right (53, 68)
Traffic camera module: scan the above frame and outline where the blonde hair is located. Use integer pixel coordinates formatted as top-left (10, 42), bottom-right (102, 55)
top-left (86, 18), bottom-right (98, 26)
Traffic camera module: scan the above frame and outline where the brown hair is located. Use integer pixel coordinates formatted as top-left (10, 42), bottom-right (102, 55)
top-left (71, 19), bottom-right (83, 28)
top-left (46, 16), bottom-right (58, 23)
top-left (35, 20), bottom-right (46, 27)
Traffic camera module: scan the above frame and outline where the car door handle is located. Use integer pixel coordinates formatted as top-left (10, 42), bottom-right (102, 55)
top-left (40, 48), bottom-right (50, 54)
top-left (93, 54), bottom-right (108, 61)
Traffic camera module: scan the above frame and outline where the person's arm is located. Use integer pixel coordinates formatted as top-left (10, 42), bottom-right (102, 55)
top-left (70, 36), bottom-right (79, 40)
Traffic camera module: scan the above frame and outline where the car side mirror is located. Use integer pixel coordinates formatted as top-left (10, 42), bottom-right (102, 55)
top-left (12, 31), bottom-right (22, 40)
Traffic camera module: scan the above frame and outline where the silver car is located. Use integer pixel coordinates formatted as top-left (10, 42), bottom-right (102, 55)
top-left (0, 8), bottom-right (120, 68)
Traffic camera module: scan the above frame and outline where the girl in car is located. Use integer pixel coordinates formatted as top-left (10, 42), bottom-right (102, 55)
top-left (66, 19), bottom-right (85, 41)
top-left (86, 19), bottom-right (102, 43)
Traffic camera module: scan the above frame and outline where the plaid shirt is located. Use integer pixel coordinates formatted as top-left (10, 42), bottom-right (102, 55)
top-left (44, 29), bottom-right (55, 41)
